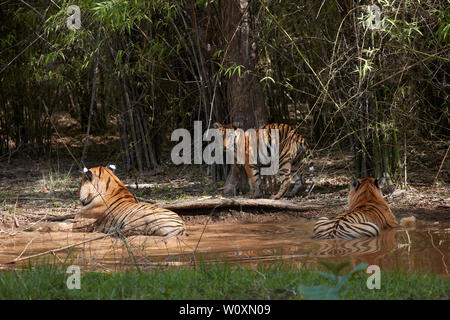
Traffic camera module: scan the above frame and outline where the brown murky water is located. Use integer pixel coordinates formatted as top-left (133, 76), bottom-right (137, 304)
top-left (0, 218), bottom-right (448, 275)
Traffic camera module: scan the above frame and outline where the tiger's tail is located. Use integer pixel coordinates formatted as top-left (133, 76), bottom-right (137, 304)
top-left (312, 217), bottom-right (380, 239)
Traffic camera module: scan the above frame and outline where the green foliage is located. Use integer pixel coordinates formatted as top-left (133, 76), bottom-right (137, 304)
top-left (298, 261), bottom-right (368, 300)
top-left (219, 63), bottom-right (247, 79)
top-left (436, 6), bottom-right (450, 43)
top-left (0, 0), bottom-right (448, 175)
top-left (92, 0), bottom-right (149, 33)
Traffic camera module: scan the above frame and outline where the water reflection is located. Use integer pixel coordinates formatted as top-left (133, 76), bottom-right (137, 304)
top-left (0, 219), bottom-right (448, 275)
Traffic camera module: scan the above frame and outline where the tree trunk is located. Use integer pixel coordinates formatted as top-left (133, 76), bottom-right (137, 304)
top-left (220, 0), bottom-right (267, 195)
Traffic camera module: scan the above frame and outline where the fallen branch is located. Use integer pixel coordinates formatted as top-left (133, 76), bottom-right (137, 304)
top-left (37, 197), bottom-right (347, 222)
top-left (162, 197), bottom-right (344, 214)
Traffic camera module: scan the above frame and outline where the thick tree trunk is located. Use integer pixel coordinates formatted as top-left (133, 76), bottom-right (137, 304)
top-left (220, 0), bottom-right (267, 195)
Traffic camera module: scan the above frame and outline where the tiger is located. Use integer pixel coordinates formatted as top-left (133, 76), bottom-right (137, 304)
top-left (214, 122), bottom-right (314, 199)
top-left (312, 177), bottom-right (399, 239)
top-left (77, 165), bottom-right (185, 237)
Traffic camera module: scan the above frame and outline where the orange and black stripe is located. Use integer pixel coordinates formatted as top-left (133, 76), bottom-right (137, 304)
top-left (312, 177), bottom-right (398, 239)
top-left (79, 166), bottom-right (185, 237)
top-left (215, 123), bottom-right (314, 199)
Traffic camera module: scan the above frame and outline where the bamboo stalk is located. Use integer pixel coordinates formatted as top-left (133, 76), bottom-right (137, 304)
top-left (124, 88), bottom-right (143, 173)
top-left (117, 88), bottom-right (132, 171)
top-left (382, 128), bottom-right (393, 186)
top-left (392, 127), bottom-right (401, 179)
top-left (81, 31), bottom-right (100, 165)
top-left (140, 111), bottom-right (158, 168)
top-left (431, 145), bottom-right (449, 188)
top-left (135, 106), bottom-right (151, 169)
top-left (373, 103), bottom-right (382, 178)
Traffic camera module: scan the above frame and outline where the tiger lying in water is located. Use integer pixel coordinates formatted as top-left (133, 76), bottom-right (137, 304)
top-left (214, 122), bottom-right (314, 199)
top-left (312, 177), bottom-right (399, 239)
top-left (77, 165), bottom-right (185, 237)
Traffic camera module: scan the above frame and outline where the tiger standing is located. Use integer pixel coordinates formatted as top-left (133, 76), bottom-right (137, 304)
top-left (312, 177), bottom-right (398, 239)
top-left (77, 165), bottom-right (185, 237)
top-left (214, 123), bottom-right (314, 199)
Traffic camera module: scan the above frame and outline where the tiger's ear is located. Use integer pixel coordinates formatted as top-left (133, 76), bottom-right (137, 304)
top-left (350, 178), bottom-right (359, 190)
top-left (83, 167), bottom-right (93, 181)
top-left (214, 122), bottom-right (222, 129)
top-left (106, 164), bottom-right (116, 174)
top-left (375, 177), bottom-right (386, 189)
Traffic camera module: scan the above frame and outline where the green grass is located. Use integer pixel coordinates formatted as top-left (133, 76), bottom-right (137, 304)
top-left (0, 260), bottom-right (448, 300)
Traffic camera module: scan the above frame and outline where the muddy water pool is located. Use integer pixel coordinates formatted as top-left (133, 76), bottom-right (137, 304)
top-left (0, 218), bottom-right (448, 275)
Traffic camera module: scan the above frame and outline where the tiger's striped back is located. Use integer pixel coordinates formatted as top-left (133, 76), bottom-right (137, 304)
top-left (312, 177), bottom-right (398, 239)
top-left (215, 123), bottom-right (314, 199)
top-left (78, 166), bottom-right (185, 237)
top-left (97, 202), bottom-right (186, 237)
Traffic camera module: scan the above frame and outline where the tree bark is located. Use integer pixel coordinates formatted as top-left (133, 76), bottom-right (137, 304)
top-left (162, 197), bottom-right (336, 214)
top-left (220, 0), bottom-right (267, 195)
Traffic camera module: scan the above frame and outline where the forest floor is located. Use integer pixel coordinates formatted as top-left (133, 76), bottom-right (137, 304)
top-left (0, 119), bottom-right (448, 233)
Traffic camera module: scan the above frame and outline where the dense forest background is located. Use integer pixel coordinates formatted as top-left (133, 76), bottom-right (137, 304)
top-left (0, 0), bottom-right (448, 191)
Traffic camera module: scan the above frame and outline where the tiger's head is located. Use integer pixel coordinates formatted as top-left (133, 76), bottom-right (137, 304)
top-left (348, 177), bottom-right (387, 210)
top-left (214, 122), bottom-right (238, 130)
top-left (214, 122), bottom-right (241, 150)
top-left (77, 164), bottom-right (134, 218)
